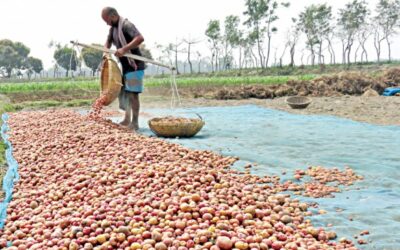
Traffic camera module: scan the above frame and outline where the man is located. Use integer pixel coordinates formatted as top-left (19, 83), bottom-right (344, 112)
top-left (102, 7), bottom-right (145, 131)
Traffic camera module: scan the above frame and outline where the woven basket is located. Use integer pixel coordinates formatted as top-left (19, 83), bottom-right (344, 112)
top-left (100, 55), bottom-right (122, 106)
top-left (148, 116), bottom-right (205, 138)
top-left (286, 96), bottom-right (312, 109)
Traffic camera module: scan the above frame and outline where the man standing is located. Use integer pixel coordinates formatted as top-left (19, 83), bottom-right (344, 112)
top-left (102, 6), bottom-right (145, 131)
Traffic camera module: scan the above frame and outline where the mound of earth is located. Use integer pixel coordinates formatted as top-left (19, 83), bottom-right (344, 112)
top-left (216, 69), bottom-right (400, 100)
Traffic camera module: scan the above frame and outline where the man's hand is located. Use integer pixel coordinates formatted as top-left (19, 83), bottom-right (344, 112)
top-left (115, 47), bottom-right (128, 57)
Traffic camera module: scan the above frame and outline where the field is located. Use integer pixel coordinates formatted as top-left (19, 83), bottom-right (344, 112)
top-left (0, 75), bottom-right (315, 93)
top-left (0, 63), bottom-right (399, 167)
top-left (0, 64), bottom-right (399, 249)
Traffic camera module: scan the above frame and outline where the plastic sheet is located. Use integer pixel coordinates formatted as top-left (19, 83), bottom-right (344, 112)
top-left (130, 105), bottom-right (400, 249)
top-left (0, 113), bottom-right (19, 229)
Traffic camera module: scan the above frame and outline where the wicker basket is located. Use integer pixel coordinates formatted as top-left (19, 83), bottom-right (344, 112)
top-left (100, 55), bottom-right (122, 106)
top-left (286, 96), bottom-right (312, 109)
top-left (148, 116), bottom-right (205, 138)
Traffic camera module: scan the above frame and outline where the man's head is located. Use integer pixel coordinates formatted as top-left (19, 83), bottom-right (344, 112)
top-left (101, 7), bottom-right (119, 27)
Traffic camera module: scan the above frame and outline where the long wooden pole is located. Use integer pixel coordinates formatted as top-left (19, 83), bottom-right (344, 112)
top-left (70, 41), bottom-right (175, 70)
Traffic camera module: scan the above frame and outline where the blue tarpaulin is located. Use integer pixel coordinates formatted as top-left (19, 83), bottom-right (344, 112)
top-left (0, 113), bottom-right (19, 229)
top-left (133, 105), bottom-right (400, 249)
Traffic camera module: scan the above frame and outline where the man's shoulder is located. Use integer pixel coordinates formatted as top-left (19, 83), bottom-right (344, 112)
top-left (123, 18), bottom-right (135, 28)
top-left (122, 18), bottom-right (140, 36)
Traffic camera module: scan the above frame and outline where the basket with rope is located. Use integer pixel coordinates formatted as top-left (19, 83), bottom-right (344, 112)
top-left (100, 54), bottom-right (122, 106)
top-left (148, 115), bottom-right (205, 138)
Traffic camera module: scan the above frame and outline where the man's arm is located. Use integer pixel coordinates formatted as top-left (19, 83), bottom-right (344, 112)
top-left (104, 40), bottom-right (111, 49)
top-left (104, 27), bottom-right (113, 49)
top-left (103, 40), bottom-right (112, 58)
top-left (115, 34), bottom-right (144, 57)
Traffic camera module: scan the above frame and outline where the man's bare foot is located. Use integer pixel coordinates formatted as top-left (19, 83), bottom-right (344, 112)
top-left (119, 119), bottom-right (130, 126)
top-left (128, 123), bottom-right (139, 131)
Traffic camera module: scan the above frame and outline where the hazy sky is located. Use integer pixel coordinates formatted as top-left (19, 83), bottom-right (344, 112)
top-left (0, 0), bottom-right (394, 69)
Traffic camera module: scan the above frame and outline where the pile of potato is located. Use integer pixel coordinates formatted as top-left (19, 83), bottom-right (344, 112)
top-left (0, 109), bottom-right (358, 250)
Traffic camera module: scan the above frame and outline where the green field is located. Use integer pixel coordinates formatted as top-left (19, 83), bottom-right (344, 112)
top-left (0, 75), bottom-right (316, 93)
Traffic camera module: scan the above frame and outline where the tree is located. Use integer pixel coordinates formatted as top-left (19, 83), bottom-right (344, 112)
top-left (337, 0), bottom-right (369, 66)
top-left (195, 51), bottom-right (203, 73)
top-left (265, 2), bottom-right (290, 67)
top-left (285, 19), bottom-right (300, 67)
top-left (356, 24), bottom-right (372, 63)
top-left (0, 45), bottom-right (19, 78)
top-left (373, 23), bottom-right (385, 64)
top-left (205, 20), bottom-right (221, 72)
top-left (298, 4), bottom-right (333, 66)
top-left (235, 29), bottom-right (246, 69)
top-left (223, 15), bottom-right (241, 70)
top-left (139, 44), bottom-right (153, 60)
top-left (374, 0), bottom-right (400, 62)
top-left (155, 43), bottom-right (173, 67)
top-left (0, 39), bottom-right (30, 77)
top-left (26, 57), bottom-right (43, 79)
top-left (53, 45), bottom-right (78, 77)
top-left (243, 31), bottom-right (260, 68)
top-left (81, 44), bottom-right (103, 76)
top-left (165, 40), bottom-right (185, 74)
top-left (243, 0), bottom-right (268, 68)
top-left (183, 36), bottom-right (201, 74)
top-left (243, 0), bottom-right (289, 68)
top-left (326, 31), bottom-right (336, 65)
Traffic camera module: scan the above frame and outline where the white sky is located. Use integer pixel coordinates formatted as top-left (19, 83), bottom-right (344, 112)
top-left (0, 0), bottom-right (396, 69)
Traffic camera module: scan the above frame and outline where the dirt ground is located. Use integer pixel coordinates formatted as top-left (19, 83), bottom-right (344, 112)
top-left (136, 94), bottom-right (400, 126)
top-left (5, 86), bottom-right (399, 127)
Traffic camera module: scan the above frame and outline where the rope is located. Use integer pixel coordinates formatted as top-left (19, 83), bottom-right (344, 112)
top-left (68, 43), bottom-right (195, 119)
top-left (167, 70), bottom-right (204, 121)
top-left (67, 44), bottom-right (100, 95)
top-left (70, 41), bottom-right (186, 114)
top-left (70, 41), bottom-right (184, 110)
top-left (169, 70), bottom-right (182, 109)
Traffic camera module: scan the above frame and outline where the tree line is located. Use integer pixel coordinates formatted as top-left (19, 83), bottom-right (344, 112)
top-left (0, 39), bottom-right (154, 79)
top-left (155, 0), bottom-right (400, 73)
top-left (1, 0), bottom-right (400, 78)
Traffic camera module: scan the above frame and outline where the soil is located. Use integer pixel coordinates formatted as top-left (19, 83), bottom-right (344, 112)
top-left (5, 86), bottom-right (399, 126)
top-left (7, 90), bottom-right (97, 103)
top-left (135, 95), bottom-right (400, 127)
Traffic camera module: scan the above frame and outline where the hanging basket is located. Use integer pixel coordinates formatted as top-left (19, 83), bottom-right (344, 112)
top-left (100, 55), bottom-right (122, 106)
top-left (148, 115), bottom-right (205, 138)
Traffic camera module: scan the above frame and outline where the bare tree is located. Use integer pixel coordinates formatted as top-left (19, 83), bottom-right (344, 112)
top-left (373, 23), bottom-right (385, 63)
top-left (337, 0), bottom-right (369, 67)
top-left (195, 51), bottom-right (202, 73)
top-left (286, 19), bottom-right (300, 67)
top-left (374, 0), bottom-right (400, 62)
top-left (183, 36), bottom-right (201, 74)
top-left (278, 43), bottom-right (288, 67)
top-left (326, 32), bottom-right (336, 64)
top-left (338, 33), bottom-right (347, 64)
top-left (166, 39), bottom-right (185, 74)
top-left (358, 25), bottom-right (372, 63)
